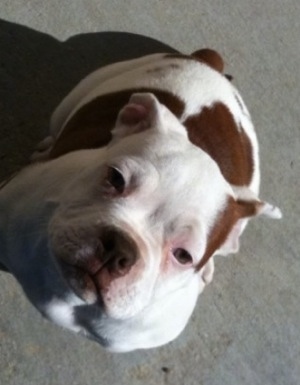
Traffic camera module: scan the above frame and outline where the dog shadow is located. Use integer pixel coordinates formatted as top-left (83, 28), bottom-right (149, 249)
top-left (0, 19), bottom-right (177, 180)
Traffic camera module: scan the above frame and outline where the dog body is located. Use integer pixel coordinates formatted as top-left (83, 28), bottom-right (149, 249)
top-left (0, 50), bottom-right (281, 352)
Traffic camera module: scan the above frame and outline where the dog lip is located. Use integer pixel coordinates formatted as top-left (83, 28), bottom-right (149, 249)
top-left (57, 255), bottom-right (105, 304)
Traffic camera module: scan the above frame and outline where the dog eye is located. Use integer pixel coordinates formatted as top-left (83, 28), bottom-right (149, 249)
top-left (106, 167), bottom-right (126, 194)
top-left (173, 248), bottom-right (193, 265)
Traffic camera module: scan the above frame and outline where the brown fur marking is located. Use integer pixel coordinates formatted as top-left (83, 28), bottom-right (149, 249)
top-left (197, 197), bottom-right (261, 270)
top-left (49, 89), bottom-right (185, 159)
top-left (184, 103), bottom-right (253, 186)
top-left (191, 49), bottom-right (224, 73)
top-left (197, 197), bottom-right (238, 270)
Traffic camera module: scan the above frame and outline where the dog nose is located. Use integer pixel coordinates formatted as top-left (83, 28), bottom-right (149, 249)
top-left (102, 228), bottom-right (138, 277)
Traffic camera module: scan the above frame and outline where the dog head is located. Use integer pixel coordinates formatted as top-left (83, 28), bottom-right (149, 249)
top-left (41, 93), bottom-right (280, 351)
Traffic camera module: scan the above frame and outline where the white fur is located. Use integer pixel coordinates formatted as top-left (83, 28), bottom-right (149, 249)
top-left (45, 295), bottom-right (83, 333)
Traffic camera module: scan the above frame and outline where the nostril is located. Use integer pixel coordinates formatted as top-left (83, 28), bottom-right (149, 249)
top-left (112, 254), bottom-right (136, 276)
top-left (101, 228), bottom-right (138, 276)
top-left (117, 256), bottom-right (130, 269)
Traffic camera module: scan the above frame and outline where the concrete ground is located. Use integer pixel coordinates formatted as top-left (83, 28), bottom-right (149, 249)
top-left (0, 1), bottom-right (299, 384)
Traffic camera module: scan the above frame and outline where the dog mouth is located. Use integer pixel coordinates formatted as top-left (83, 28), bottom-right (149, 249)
top-left (58, 245), bottom-right (106, 304)
top-left (55, 228), bottom-right (140, 305)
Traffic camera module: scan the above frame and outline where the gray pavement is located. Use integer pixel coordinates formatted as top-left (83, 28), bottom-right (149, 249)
top-left (0, 1), bottom-right (299, 384)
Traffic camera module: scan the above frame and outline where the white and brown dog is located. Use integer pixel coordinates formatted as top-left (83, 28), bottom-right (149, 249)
top-left (0, 49), bottom-right (281, 352)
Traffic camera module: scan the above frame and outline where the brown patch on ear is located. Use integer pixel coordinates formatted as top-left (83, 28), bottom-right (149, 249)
top-left (184, 103), bottom-right (253, 186)
top-left (191, 49), bottom-right (224, 73)
top-left (49, 88), bottom-right (184, 159)
top-left (236, 199), bottom-right (264, 218)
top-left (196, 197), bottom-right (263, 271)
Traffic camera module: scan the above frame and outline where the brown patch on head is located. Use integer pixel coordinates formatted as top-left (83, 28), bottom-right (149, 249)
top-left (197, 197), bottom-right (262, 270)
top-left (184, 103), bottom-right (253, 186)
top-left (191, 49), bottom-right (224, 73)
top-left (197, 197), bottom-right (238, 270)
top-left (165, 53), bottom-right (194, 61)
top-left (49, 88), bottom-right (185, 159)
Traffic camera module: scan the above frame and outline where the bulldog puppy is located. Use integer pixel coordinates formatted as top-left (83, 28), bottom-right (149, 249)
top-left (0, 49), bottom-right (281, 352)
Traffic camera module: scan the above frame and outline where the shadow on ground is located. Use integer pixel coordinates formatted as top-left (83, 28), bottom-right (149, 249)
top-left (0, 19), bottom-right (177, 180)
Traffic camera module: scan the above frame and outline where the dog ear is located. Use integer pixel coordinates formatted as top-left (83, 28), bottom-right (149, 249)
top-left (217, 188), bottom-right (282, 256)
top-left (48, 92), bottom-right (164, 159)
top-left (232, 186), bottom-right (282, 219)
top-left (112, 93), bottom-right (164, 140)
top-left (191, 48), bottom-right (224, 73)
